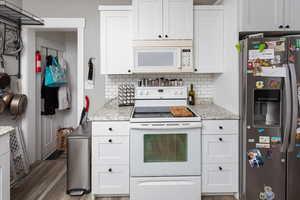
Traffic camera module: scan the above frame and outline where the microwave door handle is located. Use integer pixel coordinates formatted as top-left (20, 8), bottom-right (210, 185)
top-left (288, 63), bottom-right (298, 153)
top-left (281, 66), bottom-right (292, 153)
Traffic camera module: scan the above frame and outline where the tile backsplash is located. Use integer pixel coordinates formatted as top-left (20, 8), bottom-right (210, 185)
top-left (105, 74), bottom-right (216, 100)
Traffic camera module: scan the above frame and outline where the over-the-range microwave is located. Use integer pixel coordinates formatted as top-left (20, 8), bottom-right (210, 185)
top-left (132, 40), bottom-right (193, 73)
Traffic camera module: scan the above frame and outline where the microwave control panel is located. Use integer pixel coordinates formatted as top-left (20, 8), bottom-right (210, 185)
top-left (181, 48), bottom-right (193, 67)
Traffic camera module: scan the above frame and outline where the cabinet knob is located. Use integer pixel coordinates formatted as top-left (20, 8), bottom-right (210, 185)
top-left (108, 168), bottom-right (112, 172)
top-left (285, 25), bottom-right (290, 29)
top-left (128, 69), bottom-right (131, 73)
top-left (219, 137), bottom-right (223, 142)
top-left (194, 68), bottom-right (198, 72)
top-left (158, 35), bottom-right (162, 38)
top-left (219, 126), bottom-right (223, 130)
top-left (108, 139), bottom-right (112, 143)
top-left (279, 25), bottom-right (284, 29)
top-left (219, 166), bottom-right (223, 171)
top-left (108, 127), bottom-right (112, 131)
top-left (165, 35), bottom-right (168, 38)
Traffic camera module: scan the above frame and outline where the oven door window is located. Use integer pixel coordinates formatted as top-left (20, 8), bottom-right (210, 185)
top-left (144, 134), bottom-right (187, 163)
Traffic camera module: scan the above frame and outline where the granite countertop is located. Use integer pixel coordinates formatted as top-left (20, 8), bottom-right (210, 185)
top-left (189, 104), bottom-right (239, 120)
top-left (0, 126), bottom-right (14, 137)
top-left (91, 99), bottom-right (133, 121)
top-left (91, 99), bottom-right (239, 121)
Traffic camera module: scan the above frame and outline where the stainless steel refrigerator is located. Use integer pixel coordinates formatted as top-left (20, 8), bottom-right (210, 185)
top-left (239, 37), bottom-right (300, 200)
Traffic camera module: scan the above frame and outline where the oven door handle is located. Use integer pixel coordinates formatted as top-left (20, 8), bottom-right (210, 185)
top-left (130, 122), bottom-right (202, 130)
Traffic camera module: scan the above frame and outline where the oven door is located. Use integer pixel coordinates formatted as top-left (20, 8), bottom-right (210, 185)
top-left (133, 47), bottom-right (181, 73)
top-left (130, 122), bottom-right (201, 177)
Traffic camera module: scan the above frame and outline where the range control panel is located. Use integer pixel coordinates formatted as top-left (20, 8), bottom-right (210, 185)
top-left (135, 87), bottom-right (188, 100)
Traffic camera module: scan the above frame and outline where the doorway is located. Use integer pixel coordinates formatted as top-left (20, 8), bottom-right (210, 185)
top-left (21, 18), bottom-right (85, 162)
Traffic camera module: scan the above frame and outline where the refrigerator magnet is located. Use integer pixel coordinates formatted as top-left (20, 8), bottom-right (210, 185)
top-left (296, 153), bottom-right (300, 159)
top-left (259, 186), bottom-right (275, 200)
top-left (259, 136), bottom-right (270, 144)
top-left (256, 81), bottom-right (264, 88)
top-left (270, 136), bottom-right (281, 145)
top-left (248, 149), bottom-right (264, 168)
top-left (256, 143), bottom-right (270, 149)
top-left (258, 128), bottom-right (266, 133)
top-left (248, 138), bottom-right (255, 143)
top-left (295, 144), bottom-right (300, 147)
top-left (266, 150), bottom-right (273, 159)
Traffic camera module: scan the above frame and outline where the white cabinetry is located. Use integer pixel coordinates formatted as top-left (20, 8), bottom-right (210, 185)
top-left (99, 6), bottom-right (133, 75)
top-left (240, 0), bottom-right (300, 31)
top-left (194, 6), bottom-right (224, 73)
top-left (202, 120), bottom-right (238, 194)
top-left (92, 121), bottom-right (129, 196)
top-left (133, 0), bottom-right (193, 40)
top-left (0, 134), bottom-right (10, 200)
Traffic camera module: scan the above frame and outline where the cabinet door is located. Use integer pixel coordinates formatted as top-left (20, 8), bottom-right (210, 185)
top-left (240, 0), bottom-right (284, 31)
top-left (194, 7), bottom-right (224, 73)
top-left (202, 164), bottom-right (238, 193)
top-left (133, 0), bottom-right (163, 40)
top-left (0, 153), bottom-right (10, 200)
top-left (202, 135), bottom-right (238, 163)
top-left (100, 10), bottom-right (133, 74)
top-left (163, 0), bottom-right (193, 40)
top-left (92, 165), bottom-right (129, 195)
top-left (285, 0), bottom-right (300, 31)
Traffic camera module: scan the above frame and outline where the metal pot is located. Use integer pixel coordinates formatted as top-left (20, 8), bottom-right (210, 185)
top-left (2, 92), bottom-right (13, 106)
top-left (0, 98), bottom-right (5, 113)
top-left (10, 94), bottom-right (28, 116)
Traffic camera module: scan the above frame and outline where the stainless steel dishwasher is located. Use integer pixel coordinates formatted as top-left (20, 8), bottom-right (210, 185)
top-left (67, 121), bottom-right (91, 196)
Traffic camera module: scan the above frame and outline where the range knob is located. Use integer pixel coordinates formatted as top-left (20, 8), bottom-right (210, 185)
top-left (145, 91), bottom-right (149, 95)
top-left (139, 91), bottom-right (144, 96)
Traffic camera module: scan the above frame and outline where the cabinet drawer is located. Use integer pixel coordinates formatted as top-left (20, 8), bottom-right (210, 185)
top-left (92, 122), bottom-right (130, 136)
top-left (202, 164), bottom-right (238, 193)
top-left (202, 120), bottom-right (238, 134)
top-left (0, 134), bottom-right (10, 156)
top-left (202, 135), bottom-right (238, 163)
top-left (92, 165), bottom-right (129, 195)
top-left (92, 136), bottom-right (129, 165)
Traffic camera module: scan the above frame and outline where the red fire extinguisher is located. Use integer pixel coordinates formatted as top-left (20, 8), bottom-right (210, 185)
top-left (35, 51), bottom-right (41, 72)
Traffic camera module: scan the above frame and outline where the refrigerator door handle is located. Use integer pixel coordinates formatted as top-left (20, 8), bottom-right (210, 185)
top-left (288, 63), bottom-right (298, 152)
top-left (281, 65), bottom-right (292, 153)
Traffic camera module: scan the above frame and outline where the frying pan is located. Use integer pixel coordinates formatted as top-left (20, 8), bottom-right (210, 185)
top-left (0, 98), bottom-right (5, 113)
top-left (10, 94), bottom-right (28, 116)
top-left (2, 92), bottom-right (13, 106)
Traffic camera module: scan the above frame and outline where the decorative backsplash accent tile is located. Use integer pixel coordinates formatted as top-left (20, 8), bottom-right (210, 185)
top-left (105, 74), bottom-right (217, 100)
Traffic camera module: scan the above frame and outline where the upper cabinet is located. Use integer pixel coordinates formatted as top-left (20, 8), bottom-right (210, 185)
top-left (99, 6), bottom-right (133, 75)
top-left (240, 0), bottom-right (300, 31)
top-left (133, 0), bottom-right (193, 40)
top-left (194, 6), bottom-right (224, 73)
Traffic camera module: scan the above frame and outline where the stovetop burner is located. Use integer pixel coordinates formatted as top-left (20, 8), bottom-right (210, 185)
top-left (132, 106), bottom-right (196, 119)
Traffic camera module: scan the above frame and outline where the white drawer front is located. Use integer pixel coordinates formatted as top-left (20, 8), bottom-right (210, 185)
top-left (92, 165), bottom-right (129, 195)
top-left (202, 164), bottom-right (238, 193)
top-left (0, 134), bottom-right (10, 156)
top-left (202, 120), bottom-right (239, 135)
top-left (202, 135), bottom-right (238, 163)
top-left (92, 122), bottom-right (130, 136)
top-left (92, 136), bottom-right (129, 165)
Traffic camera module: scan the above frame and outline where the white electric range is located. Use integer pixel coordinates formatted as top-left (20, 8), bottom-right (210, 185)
top-left (130, 87), bottom-right (202, 200)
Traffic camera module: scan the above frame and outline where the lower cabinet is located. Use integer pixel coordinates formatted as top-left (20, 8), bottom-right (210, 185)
top-left (202, 164), bottom-right (238, 193)
top-left (92, 164), bottom-right (129, 195)
top-left (0, 135), bottom-right (10, 200)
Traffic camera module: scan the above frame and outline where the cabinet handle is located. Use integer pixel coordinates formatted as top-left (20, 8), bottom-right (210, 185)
top-left (108, 139), bottom-right (112, 143)
top-left (165, 35), bottom-right (168, 38)
top-left (158, 35), bottom-right (162, 38)
top-left (219, 166), bottom-right (223, 171)
top-left (108, 168), bottom-right (112, 172)
top-left (279, 25), bottom-right (284, 29)
top-left (108, 127), bottom-right (112, 131)
top-left (285, 25), bottom-right (290, 29)
top-left (219, 137), bottom-right (223, 142)
top-left (219, 126), bottom-right (223, 130)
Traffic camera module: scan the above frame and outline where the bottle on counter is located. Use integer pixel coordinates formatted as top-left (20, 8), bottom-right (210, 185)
top-left (188, 84), bottom-right (195, 105)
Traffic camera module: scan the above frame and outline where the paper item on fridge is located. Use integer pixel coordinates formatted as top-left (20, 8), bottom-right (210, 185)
top-left (249, 49), bottom-right (275, 60)
top-left (256, 67), bottom-right (287, 77)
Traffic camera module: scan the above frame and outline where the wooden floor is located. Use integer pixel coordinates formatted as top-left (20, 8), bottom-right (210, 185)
top-left (11, 159), bottom-right (236, 200)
